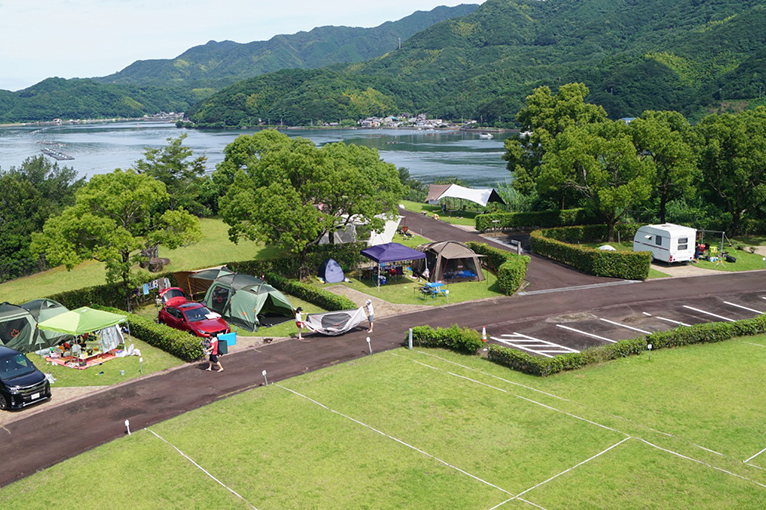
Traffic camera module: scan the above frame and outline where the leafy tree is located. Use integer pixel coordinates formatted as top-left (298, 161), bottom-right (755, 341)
top-left (217, 130), bottom-right (404, 275)
top-left (628, 111), bottom-right (699, 223)
top-left (695, 106), bottom-right (766, 235)
top-left (504, 83), bottom-right (608, 206)
top-left (538, 120), bottom-right (655, 241)
top-left (31, 170), bottom-right (201, 309)
top-left (133, 134), bottom-right (212, 216)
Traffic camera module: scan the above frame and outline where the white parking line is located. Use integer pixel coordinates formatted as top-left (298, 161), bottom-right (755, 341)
top-left (599, 318), bottom-right (651, 335)
top-left (682, 305), bottom-right (736, 322)
top-left (493, 333), bottom-right (580, 358)
top-left (556, 324), bottom-right (616, 343)
top-left (656, 316), bottom-right (691, 327)
top-left (724, 301), bottom-right (764, 314)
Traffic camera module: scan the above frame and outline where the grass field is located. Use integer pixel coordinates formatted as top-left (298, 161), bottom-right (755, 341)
top-left (4, 336), bottom-right (766, 509)
top-left (401, 200), bottom-right (480, 226)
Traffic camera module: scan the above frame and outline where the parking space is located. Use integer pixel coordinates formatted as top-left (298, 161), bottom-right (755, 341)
top-left (486, 292), bottom-right (766, 356)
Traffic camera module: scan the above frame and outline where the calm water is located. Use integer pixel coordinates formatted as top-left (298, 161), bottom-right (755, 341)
top-left (0, 122), bottom-right (513, 186)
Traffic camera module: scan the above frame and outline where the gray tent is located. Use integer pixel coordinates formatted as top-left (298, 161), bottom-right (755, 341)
top-left (305, 308), bottom-right (367, 336)
top-left (0, 302), bottom-right (39, 353)
top-left (22, 298), bottom-right (73, 350)
top-left (411, 241), bottom-right (485, 283)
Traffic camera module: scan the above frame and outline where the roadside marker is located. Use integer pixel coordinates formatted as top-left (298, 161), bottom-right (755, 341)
top-left (683, 305), bottom-right (735, 322)
top-left (482, 326), bottom-right (487, 343)
top-left (556, 324), bottom-right (616, 343)
top-left (724, 301), bottom-right (763, 314)
top-left (599, 318), bottom-right (651, 335)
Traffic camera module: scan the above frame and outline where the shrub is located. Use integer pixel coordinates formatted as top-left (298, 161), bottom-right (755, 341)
top-left (49, 272), bottom-right (178, 310)
top-left (93, 305), bottom-right (205, 362)
top-left (409, 325), bottom-right (483, 354)
top-left (475, 208), bottom-right (596, 232)
top-left (467, 242), bottom-right (530, 295)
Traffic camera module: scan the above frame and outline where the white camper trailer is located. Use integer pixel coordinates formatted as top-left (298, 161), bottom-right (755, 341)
top-left (633, 223), bottom-right (696, 263)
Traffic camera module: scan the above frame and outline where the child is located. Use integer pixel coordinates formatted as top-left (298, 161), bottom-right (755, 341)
top-left (295, 307), bottom-right (314, 340)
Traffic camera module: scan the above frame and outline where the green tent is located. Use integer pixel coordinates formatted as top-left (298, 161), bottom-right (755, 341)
top-left (203, 273), bottom-right (293, 331)
top-left (0, 302), bottom-right (38, 353)
top-left (22, 298), bottom-right (72, 350)
top-left (36, 306), bottom-right (126, 335)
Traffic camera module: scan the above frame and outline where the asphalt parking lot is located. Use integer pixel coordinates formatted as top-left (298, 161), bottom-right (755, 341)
top-left (486, 291), bottom-right (766, 356)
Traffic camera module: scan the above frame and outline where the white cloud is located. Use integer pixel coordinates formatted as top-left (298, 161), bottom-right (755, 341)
top-left (0, 0), bottom-right (479, 91)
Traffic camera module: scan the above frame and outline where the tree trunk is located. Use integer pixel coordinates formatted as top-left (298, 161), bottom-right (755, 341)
top-left (123, 253), bottom-right (132, 312)
top-left (659, 192), bottom-right (667, 224)
top-left (607, 220), bottom-right (616, 243)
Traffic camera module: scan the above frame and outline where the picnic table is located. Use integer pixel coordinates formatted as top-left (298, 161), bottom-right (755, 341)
top-left (420, 281), bottom-right (448, 300)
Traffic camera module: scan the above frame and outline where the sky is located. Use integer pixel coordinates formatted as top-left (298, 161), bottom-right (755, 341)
top-left (0, 0), bottom-right (480, 92)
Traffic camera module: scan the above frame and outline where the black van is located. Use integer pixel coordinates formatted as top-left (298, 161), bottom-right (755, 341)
top-left (0, 346), bottom-right (51, 410)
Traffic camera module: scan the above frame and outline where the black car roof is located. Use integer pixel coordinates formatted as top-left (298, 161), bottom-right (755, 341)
top-left (0, 345), bottom-right (23, 358)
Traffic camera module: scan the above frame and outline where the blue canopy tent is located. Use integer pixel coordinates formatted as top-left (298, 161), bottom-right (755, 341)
top-left (360, 242), bottom-right (426, 290)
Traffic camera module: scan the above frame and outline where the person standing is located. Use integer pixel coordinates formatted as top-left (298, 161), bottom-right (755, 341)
top-left (295, 307), bottom-right (311, 340)
top-left (206, 335), bottom-right (223, 372)
top-left (365, 299), bottom-right (374, 333)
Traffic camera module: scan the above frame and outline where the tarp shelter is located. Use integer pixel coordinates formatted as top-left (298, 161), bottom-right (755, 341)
top-left (305, 308), bottom-right (367, 336)
top-left (22, 298), bottom-right (72, 350)
top-left (319, 215), bottom-right (402, 247)
top-left (318, 258), bottom-right (345, 283)
top-left (425, 184), bottom-right (505, 208)
top-left (174, 266), bottom-right (234, 300)
top-left (0, 302), bottom-right (38, 353)
top-left (411, 241), bottom-right (485, 283)
top-left (360, 242), bottom-right (426, 290)
top-left (203, 273), bottom-right (293, 331)
top-left (37, 306), bottom-right (127, 336)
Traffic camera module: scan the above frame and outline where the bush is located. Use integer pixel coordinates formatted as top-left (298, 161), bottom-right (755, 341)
top-left (475, 208), bottom-right (596, 233)
top-left (93, 305), bottom-right (205, 362)
top-left (409, 325), bottom-right (483, 354)
top-left (467, 241), bottom-right (530, 295)
top-left (530, 225), bottom-right (650, 280)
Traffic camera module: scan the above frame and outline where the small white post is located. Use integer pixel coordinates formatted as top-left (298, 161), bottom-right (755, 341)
top-left (647, 343), bottom-right (652, 362)
top-left (139, 357), bottom-right (143, 374)
top-left (125, 419), bottom-right (131, 435)
top-left (366, 337), bottom-right (372, 355)
top-left (262, 369), bottom-right (268, 386)
top-left (408, 329), bottom-right (413, 350)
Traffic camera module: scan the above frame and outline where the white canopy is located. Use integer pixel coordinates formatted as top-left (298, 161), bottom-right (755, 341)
top-left (425, 184), bottom-right (505, 207)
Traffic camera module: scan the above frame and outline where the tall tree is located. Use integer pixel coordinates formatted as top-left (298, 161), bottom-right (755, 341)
top-left (31, 170), bottom-right (201, 309)
top-left (538, 120), bottom-right (655, 241)
top-left (217, 130), bottom-right (404, 275)
top-left (504, 83), bottom-right (607, 207)
top-left (629, 111), bottom-right (699, 223)
top-left (695, 107), bottom-right (766, 235)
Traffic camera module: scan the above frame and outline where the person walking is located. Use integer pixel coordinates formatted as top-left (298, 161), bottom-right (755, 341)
top-left (295, 307), bottom-right (313, 340)
top-left (205, 334), bottom-right (223, 373)
top-left (365, 299), bottom-right (374, 333)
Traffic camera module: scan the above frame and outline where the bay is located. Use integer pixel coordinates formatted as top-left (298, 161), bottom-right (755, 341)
top-left (0, 122), bottom-right (513, 187)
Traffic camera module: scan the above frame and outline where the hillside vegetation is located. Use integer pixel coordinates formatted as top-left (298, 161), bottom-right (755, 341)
top-left (187, 0), bottom-right (766, 126)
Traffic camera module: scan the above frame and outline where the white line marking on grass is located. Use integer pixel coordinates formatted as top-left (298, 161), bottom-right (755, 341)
top-left (683, 305), bottom-right (736, 322)
top-left (745, 463), bottom-right (766, 472)
top-left (518, 497), bottom-right (548, 510)
top-left (745, 342), bottom-right (766, 348)
top-left (691, 444), bottom-right (725, 457)
top-left (487, 497), bottom-right (516, 510)
top-left (514, 437), bottom-right (632, 499)
top-left (599, 318), bottom-right (651, 335)
top-left (411, 360), bottom-right (439, 370)
top-left (148, 429), bottom-right (258, 510)
top-left (724, 301), bottom-right (764, 314)
top-left (409, 351), bottom-right (570, 401)
top-left (556, 324), bottom-right (617, 343)
top-left (275, 383), bottom-right (514, 496)
top-left (638, 439), bottom-right (766, 490)
top-left (744, 446), bottom-right (766, 464)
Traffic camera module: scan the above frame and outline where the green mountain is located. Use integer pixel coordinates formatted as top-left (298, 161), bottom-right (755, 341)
top-left (95, 5), bottom-right (479, 89)
top-left (0, 4), bottom-right (477, 123)
top-left (187, 0), bottom-right (766, 127)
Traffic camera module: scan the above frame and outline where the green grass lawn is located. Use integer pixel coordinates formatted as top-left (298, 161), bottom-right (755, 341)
top-left (0, 218), bottom-right (277, 304)
top-left (4, 336), bottom-right (766, 508)
top-left (28, 336), bottom-right (184, 387)
top-left (401, 199), bottom-right (480, 227)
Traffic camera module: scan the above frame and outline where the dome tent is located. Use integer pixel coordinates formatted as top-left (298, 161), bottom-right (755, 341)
top-left (22, 298), bottom-right (72, 350)
top-left (318, 258), bottom-right (345, 283)
top-left (411, 241), bottom-right (485, 283)
top-left (0, 302), bottom-right (39, 353)
top-left (203, 273), bottom-right (293, 331)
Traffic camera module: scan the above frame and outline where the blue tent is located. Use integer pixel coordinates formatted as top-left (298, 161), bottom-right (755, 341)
top-left (361, 242), bottom-right (426, 290)
top-left (318, 258), bottom-right (345, 283)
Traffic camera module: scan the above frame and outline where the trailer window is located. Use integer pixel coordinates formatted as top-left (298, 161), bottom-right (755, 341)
top-left (678, 237), bottom-right (688, 250)
top-left (655, 235), bottom-right (663, 246)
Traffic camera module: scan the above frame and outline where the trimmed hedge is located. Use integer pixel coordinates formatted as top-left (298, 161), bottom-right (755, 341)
top-left (475, 208), bottom-right (597, 233)
top-left (48, 272), bottom-right (178, 310)
top-left (265, 272), bottom-right (356, 311)
top-left (409, 325), bottom-right (483, 354)
top-left (530, 225), bottom-right (650, 280)
top-left (93, 305), bottom-right (205, 362)
top-left (467, 241), bottom-right (530, 295)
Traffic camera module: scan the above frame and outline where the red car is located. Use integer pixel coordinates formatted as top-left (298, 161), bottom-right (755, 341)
top-left (158, 302), bottom-right (230, 338)
top-left (159, 287), bottom-right (189, 307)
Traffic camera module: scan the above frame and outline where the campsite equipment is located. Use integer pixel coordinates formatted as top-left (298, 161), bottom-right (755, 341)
top-left (318, 258), bottom-right (345, 283)
top-left (425, 184), bottom-right (505, 207)
top-left (304, 308), bottom-right (368, 336)
top-left (633, 223), bottom-right (696, 263)
top-left (203, 273), bottom-right (293, 331)
top-left (411, 241), bottom-right (485, 283)
top-left (174, 266), bottom-right (234, 300)
top-left (0, 303), bottom-right (41, 353)
top-left (361, 242), bottom-right (426, 291)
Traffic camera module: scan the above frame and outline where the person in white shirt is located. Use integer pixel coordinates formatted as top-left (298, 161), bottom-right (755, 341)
top-left (365, 299), bottom-right (374, 333)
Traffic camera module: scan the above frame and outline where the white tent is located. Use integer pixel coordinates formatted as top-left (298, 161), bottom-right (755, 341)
top-left (425, 184), bottom-right (505, 207)
top-left (319, 215), bottom-right (402, 246)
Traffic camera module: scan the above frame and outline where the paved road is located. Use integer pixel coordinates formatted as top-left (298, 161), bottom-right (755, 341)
top-left (2, 212), bottom-right (764, 487)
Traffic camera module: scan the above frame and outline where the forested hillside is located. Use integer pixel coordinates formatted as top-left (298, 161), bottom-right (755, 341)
top-left (95, 4), bottom-right (479, 89)
top-left (187, 0), bottom-right (766, 127)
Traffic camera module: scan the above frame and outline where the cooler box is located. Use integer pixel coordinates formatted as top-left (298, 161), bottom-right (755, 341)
top-left (219, 332), bottom-right (236, 346)
top-left (217, 339), bottom-right (228, 355)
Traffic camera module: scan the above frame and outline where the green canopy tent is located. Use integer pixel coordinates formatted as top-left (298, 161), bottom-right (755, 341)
top-left (22, 298), bottom-right (72, 352)
top-left (203, 273), bottom-right (293, 331)
top-left (37, 307), bottom-right (132, 355)
top-left (0, 302), bottom-right (39, 353)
